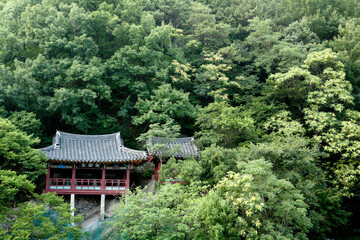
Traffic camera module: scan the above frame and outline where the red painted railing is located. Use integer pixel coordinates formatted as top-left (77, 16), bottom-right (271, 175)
top-left (76, 179), bottom-right (102, 186)
top-left (105, 179), bottom-right (126, 187)
top-left (49, 178), bottom-right (127, 189)
top-left (50, 178), bottom-right (71, 186)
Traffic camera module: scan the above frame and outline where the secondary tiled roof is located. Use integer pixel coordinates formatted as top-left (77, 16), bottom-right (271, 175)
top-left (147, 137), bottom-right (199, 158)
top-left (41, 131), bottom-right (148, 163)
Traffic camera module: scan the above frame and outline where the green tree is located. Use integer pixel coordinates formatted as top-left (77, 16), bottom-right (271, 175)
top-left (47, 57), bottom-right (115, 133)
top-left (115, 0), bottom-right (147, 25)
top-left (3, 193), bottom-right (82, 240)
top-left (204, 0), bottom-right (281, 33)
top-left (0, 27), bottom-right (23, 65)
top-left (279, 0), bottom-right (360, 40)
top-left (267, 49), bottom-right (360, 195)
top-left (0, 170), bottom-right (36, 238)
top-left (242, 18), bottom-right (305, 77)
top-left (86, 3), bottom-right (119, 58)
top-left (330, 18), bottom-right (360, 107)
top-left (0, 61), bottom-right (43, 114)
top-left (186, 2), bottom-right (231, 49)
top-left (195, 101), bottom-right (257, 148)
top-left (106, 45), bottom-right (170, 99)
top-left (0, 117), bottom-right (46, 181)
top-left (192, 160), bottom-right (311, 239)
top-left (263, 110), bottom-right (305, 138)
top-left (199, 145), bottom-right (238, 185)
top-left (153, 0), bottom-right (190, 28)
top-left (0, 172), bottom-right (82, 240)
top-left (193, 52), bottom-right (242, 102)
top-left (0, 170), bottom-right (34, 211)
top-left (7, 111), bottom-right (42, 137)
top-left (159, 157), bottom-right (203, 184)
top-left (112, 185), bottom-right (189, 239)
top-left (283, 19), bottom-right (321, 51)
top-left (237, 137), bottom-right (349, 238)
top-left (133, 84), bottom-right (197, 132)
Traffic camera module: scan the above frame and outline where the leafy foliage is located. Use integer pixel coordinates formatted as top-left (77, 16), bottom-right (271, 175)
top-left (2, 193), bottom-right (82, 240)
top-left (196, 101), bottom-right (257, 148)
top-left (112, 185), bottom-right (189, 239)
top-left (0, 170), bottom-right (35, 212)
top-left (1, 0), bottom-right (360, 237)
top-left (0, 117), bottom-right (46, 181)
top-left (195, 160), bottom-right (311, 239)
top-left (159, 157), bottom-right (202, 184)
top-left (133, 84), bottom-right (198, 134)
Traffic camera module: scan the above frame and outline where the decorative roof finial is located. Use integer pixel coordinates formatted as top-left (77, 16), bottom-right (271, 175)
top-left (54, 130), bottom-right (60, 150)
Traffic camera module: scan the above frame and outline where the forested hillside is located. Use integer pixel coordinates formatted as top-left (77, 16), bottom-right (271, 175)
top-left (1, 0), bottom-right (360, 239)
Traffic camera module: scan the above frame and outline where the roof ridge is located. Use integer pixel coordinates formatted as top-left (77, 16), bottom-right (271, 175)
top-left (57, 131), bottom-right (121, 139)
top-left (152, 136), bottom-right (195, 143)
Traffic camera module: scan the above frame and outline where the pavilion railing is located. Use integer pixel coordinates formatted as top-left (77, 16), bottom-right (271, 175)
top-left (50, 178), bottom-right (71, 186)
top-left (76, 179), bottom-right (102, 186)
top-left (105, 179), bottom-right (126, 187)
top-left (49, 178), bottom-right (127, 189)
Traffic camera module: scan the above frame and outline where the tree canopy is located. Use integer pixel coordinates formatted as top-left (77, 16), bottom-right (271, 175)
top-left (2, 0), bottom-right (360, 238)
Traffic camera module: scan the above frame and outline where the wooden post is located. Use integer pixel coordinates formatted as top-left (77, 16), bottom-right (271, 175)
top-left (148, 154), bottom-right (153, 162)
top-left (126, 165), bottom-right (130, 190)
top-left (154, 161), bottom-right (161, 182)
top-left (71, 164), bottom-right (76, 190)
top-left (154, 162), bottom-right (158, 182)
top-left (101, 164), bottom-right (106, 190)
top-left (100, 194), bottom-right (105, 220)
top-left (46, 162), bottom-right (50, 192)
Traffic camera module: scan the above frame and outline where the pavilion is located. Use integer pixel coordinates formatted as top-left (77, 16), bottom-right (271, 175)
top-left (147, 137), bottom-right (199, 181)
top-left (41, 131), bottom-right (148, 219)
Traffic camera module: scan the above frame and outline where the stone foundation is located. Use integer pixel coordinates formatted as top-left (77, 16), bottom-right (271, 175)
top-left (75, 196), bottom-right (99, 216)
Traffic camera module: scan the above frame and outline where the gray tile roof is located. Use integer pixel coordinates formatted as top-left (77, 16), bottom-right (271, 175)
top-left (147, 137), bottom-right (199, 158)
top-left (41, 131), bottom-right (148, 163)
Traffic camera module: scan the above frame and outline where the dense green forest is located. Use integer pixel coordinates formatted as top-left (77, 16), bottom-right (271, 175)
top-left (1, 0), bottom-right (360, 239)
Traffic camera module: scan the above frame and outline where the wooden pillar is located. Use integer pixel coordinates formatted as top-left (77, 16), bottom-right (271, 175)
top-left (100, 194), bottom-right (105, 220)
top-left (154, 162), bottom-right (158, 182)
top-left (71, 164), bottom-right (76, 190)
top-left (45, 162), bottom-right (50, 192)
top-left (101, 164), bottom-right (106, 190)
top-left (154, 161), bottom-right (161, 182)
top-left (70, 194), bottom-right (75, 218)
top-left (126, 165), bottom-right (130, 190)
